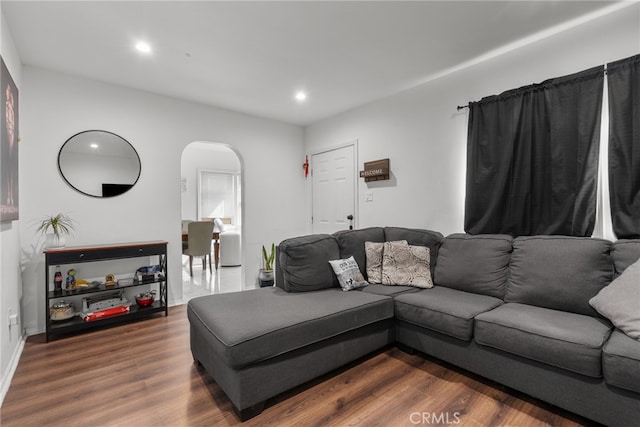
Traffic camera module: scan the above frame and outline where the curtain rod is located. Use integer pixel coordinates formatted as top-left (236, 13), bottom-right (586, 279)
top-left (456, 65), bottom-right (614, 111)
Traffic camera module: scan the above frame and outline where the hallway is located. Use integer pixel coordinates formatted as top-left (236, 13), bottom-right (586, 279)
top-left (182, 259), bottom-right (244, 302)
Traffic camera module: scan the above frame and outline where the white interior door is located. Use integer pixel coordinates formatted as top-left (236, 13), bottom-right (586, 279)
top-left (312, 145), bottom-right (356, 234)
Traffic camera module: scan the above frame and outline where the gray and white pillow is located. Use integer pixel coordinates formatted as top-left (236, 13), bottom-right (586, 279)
top-left (381, 241), bottom-right (433, 288)
top-left (329, 256), bottom-right (369, 291)
top-left (589, 258), bottom-right (640, 340)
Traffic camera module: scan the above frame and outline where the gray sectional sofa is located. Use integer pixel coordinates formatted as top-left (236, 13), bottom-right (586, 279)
top-left (187, 227), bottom-right (640, 425)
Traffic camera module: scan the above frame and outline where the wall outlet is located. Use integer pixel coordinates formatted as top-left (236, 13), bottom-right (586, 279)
top-left (9, 313), bottom-right (18, 326)
top-left (365, 191), bottom-right (373, 202)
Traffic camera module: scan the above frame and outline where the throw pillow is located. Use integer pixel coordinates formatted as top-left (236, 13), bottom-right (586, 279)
top-left (381, 241), bottom-right (433, 288)
top-left (365, 240), bottom-right (408, 283)
top-left (589, 258), bottom-right (640, 340)
top-left (365, 241), bottom-right (385, 283)
top-left (329, 256), bottom-right (369, 291)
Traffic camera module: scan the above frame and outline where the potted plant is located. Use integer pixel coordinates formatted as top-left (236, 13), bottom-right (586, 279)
top-left (258, 243), bottom-right (275, 287)
top-left (36, 213), bottom-right (75, 248)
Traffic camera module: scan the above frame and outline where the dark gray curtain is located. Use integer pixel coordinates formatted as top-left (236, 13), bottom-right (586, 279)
top-left (608, 54), bottom-right (640, 239)
top-left (465, 66), bottom-right (604, 236)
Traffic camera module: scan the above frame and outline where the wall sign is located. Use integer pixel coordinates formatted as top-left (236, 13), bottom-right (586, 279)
top-left (359, 158), bottom-right (390, 182)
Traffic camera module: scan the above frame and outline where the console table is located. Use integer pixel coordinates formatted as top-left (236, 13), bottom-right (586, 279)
top-left (44, 241), bottom-right (168, 342)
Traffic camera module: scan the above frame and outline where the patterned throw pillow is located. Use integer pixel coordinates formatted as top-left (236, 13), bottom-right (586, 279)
top-left (329, 256), bottom-right (369, 291)
top-left (365, 241), bottom-right (385, 283)
top-left (365, 240), bottom-right (408, 283)
top-left (381, 241), bottom-right (433, 288)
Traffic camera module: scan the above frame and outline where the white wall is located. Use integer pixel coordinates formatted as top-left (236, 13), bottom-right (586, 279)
top-left (305, 5), bottom-right (640, 237)
top-left (0, 6), bottom-right (24, 404)
top-left (18, 67), bottom-right (307, 335)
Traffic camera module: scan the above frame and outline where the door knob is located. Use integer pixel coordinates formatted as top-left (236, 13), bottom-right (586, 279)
top-left (347, 214), bottom-right (354, 230)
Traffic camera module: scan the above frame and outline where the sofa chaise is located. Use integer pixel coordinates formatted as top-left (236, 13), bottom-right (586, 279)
top-left (187, 227), bottom-right (640, 425)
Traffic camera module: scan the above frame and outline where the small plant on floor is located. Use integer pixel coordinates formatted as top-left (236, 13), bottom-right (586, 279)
top-left (262, 243), bottom-right (275, 271)
top-left (259, 243), bottom-right (275, 287)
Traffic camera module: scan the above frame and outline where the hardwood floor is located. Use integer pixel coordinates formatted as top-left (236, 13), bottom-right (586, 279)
top-left (1, 305), bottom-right (594, 427)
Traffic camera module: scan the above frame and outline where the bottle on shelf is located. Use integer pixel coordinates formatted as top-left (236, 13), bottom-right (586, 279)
top-left (54, 265), bottom-right (63, 294)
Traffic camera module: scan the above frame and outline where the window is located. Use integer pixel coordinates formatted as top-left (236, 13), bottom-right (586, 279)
top-left (197, 170), bottom-right (241, 226)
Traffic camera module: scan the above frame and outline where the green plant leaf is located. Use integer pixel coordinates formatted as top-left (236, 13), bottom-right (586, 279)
top-left (35, 213), bottom-right (75, 238)
top-left (262, 243), bottom-right (275, 270)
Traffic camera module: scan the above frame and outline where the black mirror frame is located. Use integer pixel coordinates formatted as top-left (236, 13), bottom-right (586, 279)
top-left (57, 130), bottom-right (142, 198)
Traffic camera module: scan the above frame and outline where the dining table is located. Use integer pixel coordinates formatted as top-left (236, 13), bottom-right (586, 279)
top-left (182, 231), bottom-right (220, 269)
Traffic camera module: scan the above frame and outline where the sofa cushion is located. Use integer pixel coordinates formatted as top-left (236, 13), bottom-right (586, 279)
top-left (590, 259), bottom-right (640, 340)
top-left (187, 287), bottom-right (394, 369)
top-left (603, 330), bottom-right (640, 393)
top-left (394, 287), bottom-right (503, 341)
top-left (279, 234), bottom-right (340, 292)
top-left (612, 239), bottom-right (640, 274)
top-left (434, 233), bottom-right (512, 298)
top-left (384, 226), bottom-right (443, 246)
top-left (381, 241), bottom-right (433, 288)
top-left (334, 227), bottom-right (385, 280)
top-left (475, 303), bottom-right (612, 377)
top-left (360, 284), bottom-right (421, 297)
top-left (505, 236), bottom-right (613, 316)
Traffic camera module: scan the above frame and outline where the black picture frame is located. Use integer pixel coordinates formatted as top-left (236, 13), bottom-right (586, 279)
top-left (1, 55), bottom-right (19, 222)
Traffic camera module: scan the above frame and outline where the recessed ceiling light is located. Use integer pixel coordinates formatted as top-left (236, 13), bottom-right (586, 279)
top-left (295, 91), bottom-right (307, 102)
top-left (90, 143), bottom-right (99, 149)
top-left (135, 41), bottom-right (152, 54)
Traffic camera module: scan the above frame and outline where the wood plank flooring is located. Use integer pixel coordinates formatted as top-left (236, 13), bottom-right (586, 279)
top-left (1, 305), bottom-right (595, 427)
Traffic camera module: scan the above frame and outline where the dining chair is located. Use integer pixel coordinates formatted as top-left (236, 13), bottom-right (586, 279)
top-left (182, 221), bottom-right (215, 276)
top-left (181, 220), bottom-right (193, 253)
top-left (181, 220), bottom-right (193, 233)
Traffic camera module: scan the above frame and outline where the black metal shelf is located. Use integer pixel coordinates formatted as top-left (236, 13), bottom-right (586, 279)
top-left (44, 241), bottom-right (167, 264)
top-left (44, 241), bottom-right (168, 342)
top-left (47, 302), bottom-right (167, 336)
top-left (48, 279), bottom-right (166, 299)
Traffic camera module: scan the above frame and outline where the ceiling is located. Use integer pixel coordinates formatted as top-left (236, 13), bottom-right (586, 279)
top-left (2, 1), bottom-right (621, 126)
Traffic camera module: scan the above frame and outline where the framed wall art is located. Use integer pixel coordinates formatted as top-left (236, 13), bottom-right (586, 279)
top-left (1, 55), bottom-right (19, 222)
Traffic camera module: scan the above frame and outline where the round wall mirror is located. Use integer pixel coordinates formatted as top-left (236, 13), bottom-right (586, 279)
top-left (58, 130), bottom-right (141, 198)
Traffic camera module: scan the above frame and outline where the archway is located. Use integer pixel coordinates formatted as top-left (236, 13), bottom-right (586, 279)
top-left (180, 141), bottom-right (244, 298)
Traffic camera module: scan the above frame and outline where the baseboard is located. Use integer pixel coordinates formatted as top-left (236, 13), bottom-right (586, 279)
top-left (0, 334), bottom-right (26, 407)
top-left (25, 327), bottom-right (43, 336)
